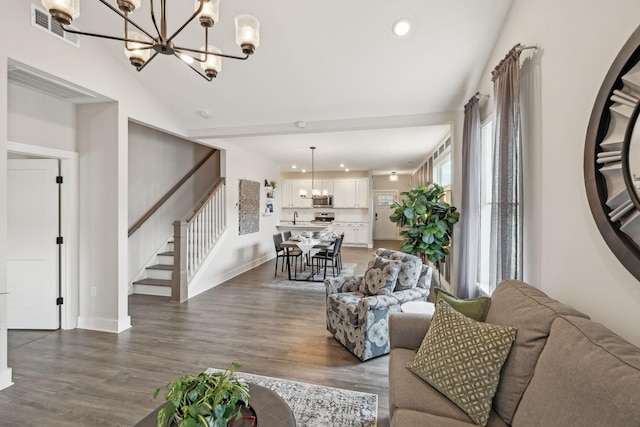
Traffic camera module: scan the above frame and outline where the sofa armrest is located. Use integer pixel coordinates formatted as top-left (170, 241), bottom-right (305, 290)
top-left (325, 275), bottom-right (363, 295)
top-left (389, 312), bottom-right (432, 350)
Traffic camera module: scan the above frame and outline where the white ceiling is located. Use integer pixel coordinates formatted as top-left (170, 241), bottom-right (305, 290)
top-left (45, 0), bottom-right (514, 173)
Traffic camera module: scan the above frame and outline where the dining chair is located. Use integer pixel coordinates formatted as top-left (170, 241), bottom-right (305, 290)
top-left (283, 230), bottom-right (292, 241)
top-left (312, 235), bottom-right (343, 279)
top-left (273, 233), bottom-right (303, 277)
top-left (313, 232), bottom-right (344, 271)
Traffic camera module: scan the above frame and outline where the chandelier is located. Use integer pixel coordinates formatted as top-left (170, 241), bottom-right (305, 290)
top-left (41, 0), bottom-right (260, 81)
top-left (299, 146), bottom-right (329, 198)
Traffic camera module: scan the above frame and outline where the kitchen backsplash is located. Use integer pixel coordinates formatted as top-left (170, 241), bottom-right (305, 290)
top-left (281, 208), bottom-right (369, 222)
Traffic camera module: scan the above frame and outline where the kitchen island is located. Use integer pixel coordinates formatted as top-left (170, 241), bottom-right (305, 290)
top-left (275, 222), bottom-right (333, 233)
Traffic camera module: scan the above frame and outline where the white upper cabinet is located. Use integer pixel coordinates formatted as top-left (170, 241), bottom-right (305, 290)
top-left (333, 178), bottom-right (369, 208)
top-left (281, 180), bottom-right (312, 208)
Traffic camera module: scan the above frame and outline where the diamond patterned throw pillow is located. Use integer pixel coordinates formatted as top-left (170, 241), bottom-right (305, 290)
top-left (406, 300), bottom-right (517, 426)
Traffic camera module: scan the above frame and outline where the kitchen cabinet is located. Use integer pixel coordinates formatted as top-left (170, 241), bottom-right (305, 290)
top-left (281, 180), bottom-right (312, 208)
top-left (332, 222), bottom-right (369, 246)
top-left (333, 178), bottom-right (369, 208)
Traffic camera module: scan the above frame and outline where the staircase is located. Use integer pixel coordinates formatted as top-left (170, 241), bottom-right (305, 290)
top-left (132, 240), bottom-right (175, 297)
top-left (130, 177), bottom-right (227, 301)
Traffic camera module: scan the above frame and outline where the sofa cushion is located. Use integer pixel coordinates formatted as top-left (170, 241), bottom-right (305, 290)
top-left (390, 348), bottom-right (482, 424)
top-left (434, 288), bottom-right (491, 322)
top-left (484, 280), bottom-right (589, 424)
top-left (391, 409), bottom-right (508, 427)
top-left (364, 254), bottom-right (402, 295)
top-left (376, 248), bottom-right (423, 290)
top-left (406, 300), bottom-right (516, 426)
top-left (512, 316), bottom-right (640, 426)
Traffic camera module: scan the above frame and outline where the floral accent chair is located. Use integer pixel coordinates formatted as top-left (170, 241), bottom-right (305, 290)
top-left (325, 249), bottom-right (432, 361)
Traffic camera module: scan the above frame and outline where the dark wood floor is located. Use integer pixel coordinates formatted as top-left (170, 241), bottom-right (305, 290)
top-left (1, 241), bottom-right (401, 427)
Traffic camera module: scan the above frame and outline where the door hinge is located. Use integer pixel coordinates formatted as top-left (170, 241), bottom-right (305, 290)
top-left (56, 236), bottom-right (64, 244)
top-left (56, 176), bottom-right (63, 184)
top-left (56, 297), bottom-right (64, 305)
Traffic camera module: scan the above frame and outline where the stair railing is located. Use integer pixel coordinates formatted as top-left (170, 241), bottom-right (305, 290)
top-left (172, 177), bottom-right (226, 302)
top-left (128, 149), bottom-right (218, 237)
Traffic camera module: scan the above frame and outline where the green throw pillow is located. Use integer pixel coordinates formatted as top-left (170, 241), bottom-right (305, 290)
top-left (434, 287), bottom-right (491, 322)
top-left (406, 300), bottom-right (516, 426)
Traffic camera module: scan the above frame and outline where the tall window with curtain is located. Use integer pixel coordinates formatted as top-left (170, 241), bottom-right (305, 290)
top-left (489, 44), bottom-right (524, 293)
top-left (457, 94), bottom-right (482, 298)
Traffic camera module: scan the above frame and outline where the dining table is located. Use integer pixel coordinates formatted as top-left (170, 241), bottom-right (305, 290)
top-left (280, 238), bottom-right (335, 281)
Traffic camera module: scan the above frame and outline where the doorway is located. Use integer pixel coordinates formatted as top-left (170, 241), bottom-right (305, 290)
top-left (373, 190), bottom-right (399, 240)
top-left (6, 142), bottom-right (79, 330)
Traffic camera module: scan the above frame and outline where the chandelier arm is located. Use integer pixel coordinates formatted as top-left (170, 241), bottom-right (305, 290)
top-left (60, 25), bottom-right (155, 46)
top-left (174, 45), bottom-right (249, 61)
top-left (97, 0), bottom-right (156, 40)
top-left (166, 0), bottom-right (205, 43)
top-left (173, 52), bottom-right (214, 82)
top-left (135, 51), bottom-right (160, 72)
top-left (174, 49), bottom-right (206, 64)
top-left (148, 0), bottom-right (162, 41)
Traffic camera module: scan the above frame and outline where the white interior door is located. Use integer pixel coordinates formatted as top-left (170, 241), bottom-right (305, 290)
top-left (7, 159), bottom-right (60, 329)
top-left (373, 191), bottom-right (398, 240)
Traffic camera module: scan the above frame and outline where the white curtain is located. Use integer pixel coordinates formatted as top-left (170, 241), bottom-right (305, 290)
top-left (489, 45), bottom-right (524, 292)
top-left (457, 94), bottom-right (482, 298)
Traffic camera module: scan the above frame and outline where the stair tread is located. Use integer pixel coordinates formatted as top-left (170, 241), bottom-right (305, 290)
top-left (147, 264), bottom-right (173, 270)
top-left (158, 251), bottom-right (174, 256)
top-left (132, 278), bottom-right (172, 287)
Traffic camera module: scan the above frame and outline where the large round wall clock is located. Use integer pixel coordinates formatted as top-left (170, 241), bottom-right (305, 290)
top-left (585, 25), bottom-right (640, 281)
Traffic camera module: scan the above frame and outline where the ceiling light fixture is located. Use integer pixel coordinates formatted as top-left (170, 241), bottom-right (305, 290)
top-left (392, 18), bottom-right (411, 37)
top-left (389, 172), bottom-right (399, 182)
top-left (299, 146), bottom-right (321, 198)
top-left (41, 0), bottom-right (260, 81)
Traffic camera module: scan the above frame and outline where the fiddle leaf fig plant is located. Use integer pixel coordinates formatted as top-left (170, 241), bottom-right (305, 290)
top-left (153, 362), bottom-right (250, 427)
top-left (389, 183), bottom-right (460, 263)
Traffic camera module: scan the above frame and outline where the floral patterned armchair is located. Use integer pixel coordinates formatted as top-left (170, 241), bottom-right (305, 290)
top-left (324, 249), bottom-right (432, 361)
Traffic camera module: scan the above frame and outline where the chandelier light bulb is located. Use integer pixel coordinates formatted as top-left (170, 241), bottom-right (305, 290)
top-left (124, 32), bottom-right (152, 68)
top-left (196, 0), bottom-right (219, 28)
top-left (116, 0), bottom-right (140, 14)
top-left (235, 15), bottom-right (260, 54)
top-left (201, 45), bottom-right (222, 78)
top-left (42, 0), bottom-right (79, 25)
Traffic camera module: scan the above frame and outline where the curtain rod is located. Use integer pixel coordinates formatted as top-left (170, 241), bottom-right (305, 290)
top-left (492, 43), bottom-right (538, 79)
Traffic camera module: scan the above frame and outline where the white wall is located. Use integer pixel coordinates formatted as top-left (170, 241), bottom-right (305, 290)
top-left (187, 139), bottom-right (280, 299)
top-left (475, 0), bottom-right (640, 345)
top-left (8, 83), bottom-right (77, 151)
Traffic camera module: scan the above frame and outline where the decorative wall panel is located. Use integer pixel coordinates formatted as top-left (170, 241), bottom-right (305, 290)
top-left (239, 179), bottom-right (260, 235)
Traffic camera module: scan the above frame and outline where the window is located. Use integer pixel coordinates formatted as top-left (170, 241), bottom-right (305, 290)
top-left (478, 119), bottom-right (494, 294)
top-left (434, 138), bottom-right (452, 188)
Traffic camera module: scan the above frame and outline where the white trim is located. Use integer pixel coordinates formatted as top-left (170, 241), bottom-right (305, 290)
top-left (77, 315), bottom-right (132, 333)
top-left (0, 367), bottom-right (14, 391)
top-left (6, 141), bottom-right (79, 330)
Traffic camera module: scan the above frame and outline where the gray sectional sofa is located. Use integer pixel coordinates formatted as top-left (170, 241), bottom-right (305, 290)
top-left (388, 280), bottom-right (640, 426)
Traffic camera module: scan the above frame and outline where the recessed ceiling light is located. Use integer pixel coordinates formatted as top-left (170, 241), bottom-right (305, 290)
top-left (198, 109), bottom-right (211, 118)
top-left (345, 168), bottom-right (350, 172)
top-left (302, 169), bottom-right (306, 173)
top-left (392, 18), bottom-right (411, 37)
top-left (339, 163), bottom-right (345, 168)
top-left (292, 165), bottom-right (297, 169)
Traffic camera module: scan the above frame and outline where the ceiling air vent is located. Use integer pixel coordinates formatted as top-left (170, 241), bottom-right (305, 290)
top-left (8, 65), bottom-right (96, 101)
top-left (31, 4), bottom-right (79, 47)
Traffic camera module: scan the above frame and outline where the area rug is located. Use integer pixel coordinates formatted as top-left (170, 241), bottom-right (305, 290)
top-left (263, 263), bottom-right (357, 291)
top-left (205, 368), bottom-right (377, 427)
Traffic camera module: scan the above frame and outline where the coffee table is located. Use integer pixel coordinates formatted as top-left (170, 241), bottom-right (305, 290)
top-left (135, 383), bottom-right (296, 427)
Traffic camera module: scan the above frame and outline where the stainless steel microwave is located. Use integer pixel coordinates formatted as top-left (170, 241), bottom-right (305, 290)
top-left (312, 195), bottom-right (333, 207)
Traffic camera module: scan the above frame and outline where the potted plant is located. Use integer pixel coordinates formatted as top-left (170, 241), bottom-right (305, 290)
top-left (153, 362), bottom-right (250, 427)
top-left (389, 183), bottom-right (460, 264)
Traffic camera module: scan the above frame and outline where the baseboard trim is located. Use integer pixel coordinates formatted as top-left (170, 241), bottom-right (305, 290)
top-left (0, 367), bottom-right (13, 391)
top-left (77, 315), bottom-right (132, 333)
